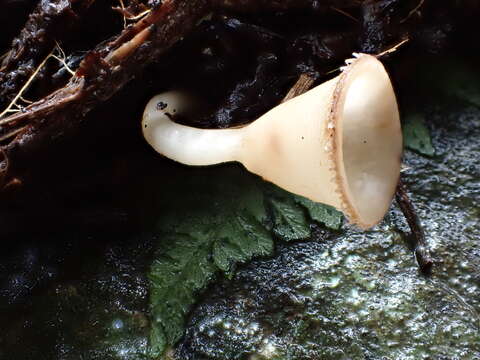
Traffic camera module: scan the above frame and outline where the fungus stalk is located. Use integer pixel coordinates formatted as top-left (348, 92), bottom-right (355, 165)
top-left (142, 54), bottom-right (402, 229)
top-left (143, 92), bottom-right (243, 166)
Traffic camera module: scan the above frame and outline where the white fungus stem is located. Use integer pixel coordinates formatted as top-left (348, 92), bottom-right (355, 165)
top-left (142, 92), bottom-right (243, 166)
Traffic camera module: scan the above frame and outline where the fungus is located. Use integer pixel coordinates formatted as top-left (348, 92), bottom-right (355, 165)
top-left (142, 54), bottom-right (402, 229)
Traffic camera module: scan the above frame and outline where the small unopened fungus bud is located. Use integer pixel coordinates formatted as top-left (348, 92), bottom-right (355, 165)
top-left (142, 54), bottom-right (402, 229)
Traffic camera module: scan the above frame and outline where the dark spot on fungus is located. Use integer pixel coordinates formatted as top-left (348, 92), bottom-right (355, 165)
top-left (301, 136), bottom-right (304, 140)
top-left (157, 101), bottom-right (167, 111)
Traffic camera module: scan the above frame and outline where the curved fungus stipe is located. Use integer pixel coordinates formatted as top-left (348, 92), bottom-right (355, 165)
top-left (142, 54), bottom-right (403, 229)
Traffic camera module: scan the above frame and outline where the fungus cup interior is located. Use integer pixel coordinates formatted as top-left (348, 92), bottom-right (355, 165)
top-left (335, 55), bottom-right (402, 228)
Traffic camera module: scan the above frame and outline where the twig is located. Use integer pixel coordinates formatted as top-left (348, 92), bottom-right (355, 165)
top-left (53, 41), bottom-right (76, 76)
top-left (325, 37), bottom-right (409, 76)
top-left (114, 2), bottom-right (151, 23)
top-left (105, 25), bottom-right (154, 65)
top-left (395, 178), bottom-right (433, 274)
top-left (0, 0), bottom-right (96, 109)
top-left (107, 0), bottom-right (176, 53)
top-left (119, 0), bottom-right (128, 28)
top-left (19, 96), bottom-right (33, 104)
top-left (51, 55), bottom-right (76, 76)
top-left (127, 9), bottom-right (152, 21)
top-left (376, 37), bottom-right (409, 58)
top-left (0, 126), bottom-right (28, 143)
top-left (0, 48), bottom-right (55, 121)
top-left (400, 0), bottom-right (425, 23)
top-left (0, 43), bottom-right (75, 122)
top-left (281, 74), bottom-right (315, 103)
top-left (330, 6), bottom-right (359, 23)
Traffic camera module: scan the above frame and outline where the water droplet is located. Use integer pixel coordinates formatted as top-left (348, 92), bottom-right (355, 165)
top-left (328, 276), bottom-right (341, 288)
top-left (112, 319), bottom-right (124, 330)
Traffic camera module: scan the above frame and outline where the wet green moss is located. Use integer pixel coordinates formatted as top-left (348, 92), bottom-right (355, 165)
top-left (176, 98), bottom-right (480, 359)
top-left (0, 237), bottom-right (153, 360)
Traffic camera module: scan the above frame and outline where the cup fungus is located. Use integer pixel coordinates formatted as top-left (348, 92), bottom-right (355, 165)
top-left (142, 54), bottom-right (402, 229)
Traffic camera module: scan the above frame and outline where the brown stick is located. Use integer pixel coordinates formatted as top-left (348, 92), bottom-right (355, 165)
top-left (395, 178), bottom-right (433, 274)
top-left (105, 25), bottom-right (155, 65)
top-left (281, 74), bottom-right (315, 103)
top-left (103, 0), bottom-right (175, 56)
top-left (0, 0), bottom-right (209, 191)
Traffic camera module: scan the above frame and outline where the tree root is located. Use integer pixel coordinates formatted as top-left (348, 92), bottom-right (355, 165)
top-left (396, 178), bottom-right (433, 274)
top-left (0, 0), bottom-right (208, 191)
top-left (0, 0), bottom-right (96, 109)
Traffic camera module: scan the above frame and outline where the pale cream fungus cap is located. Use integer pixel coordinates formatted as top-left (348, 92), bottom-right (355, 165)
top-left (142, 54), bottom-right (402, 229)
top-left (329, 54), bottom-right (402, 228)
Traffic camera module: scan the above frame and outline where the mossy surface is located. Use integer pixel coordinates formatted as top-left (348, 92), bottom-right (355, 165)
top-left (0, 235), bottom-right (153, 360)
top-left (175, 99), bottom-right (480, 359)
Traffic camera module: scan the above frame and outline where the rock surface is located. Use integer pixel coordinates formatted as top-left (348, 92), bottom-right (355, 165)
top-left (176, 97), bottom-right (480, 359)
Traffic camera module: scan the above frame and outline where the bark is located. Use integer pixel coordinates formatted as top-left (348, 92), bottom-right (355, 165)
top-left (0, 0), bottom-right (209, 189)
top-left (0, 0), bottom-right (96, 109)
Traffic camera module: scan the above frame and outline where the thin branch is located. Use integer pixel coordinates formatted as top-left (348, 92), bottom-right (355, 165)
top-left (55, 40), bottom-right (67, 60)
top-left (114, 1), bottom-right (152, 24)
top-left (0, 52), bottom-right (7, 62)
top-left (330, 6), bottom-right (359, 23)
top-left (53, 41), bottom-right (76, 76)
top-left (119, 0), bottom-right (128, 28)
top-left (400, 0), bottom-right (425, 23)
top-left (107, 0), bottom-right (176, 53)
top-left (0, 126), bottom-right (28, 143)
top-left (0, 0), bottom-right (96, 108)
top-left (325, 38), bottom-right (409, 76)
top-left (0, 48), bottom-right (56, 121)
top-left (105, 25), bottom-right (154, 65)
top-left (127, 9), bottom-right (152, 21)
top-left (281, 73), bottom-right (315, 103)
top-left (19, 96), bottom-right (34, 104)
top-left (376, 37), bottom-right (409, 58)
top-left (0, 78), bottom-right (84, 126)
top-left (395, 178), bottom-right (433, 274)
top-left (0, 42), bottom-right (77, 123)
top-left (51, 55), bottom-right (76, 76)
